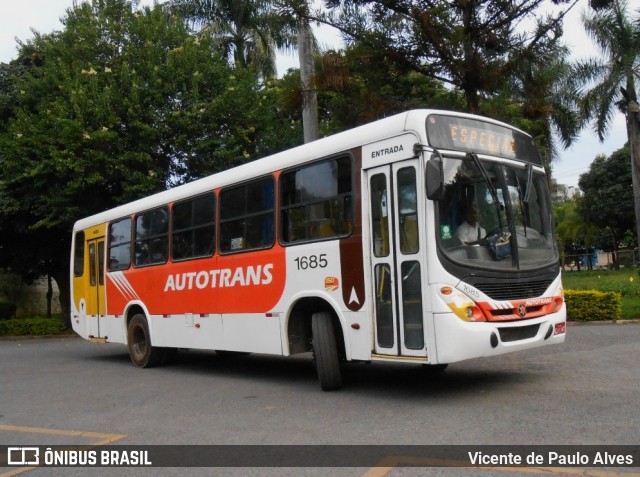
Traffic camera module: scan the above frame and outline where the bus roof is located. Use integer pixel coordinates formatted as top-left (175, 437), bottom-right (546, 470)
top-left (72, 109), bottom-right (525, 231)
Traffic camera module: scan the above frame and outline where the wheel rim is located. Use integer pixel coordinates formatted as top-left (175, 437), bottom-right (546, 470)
top-left (133, 325), bottom-right (147, 359)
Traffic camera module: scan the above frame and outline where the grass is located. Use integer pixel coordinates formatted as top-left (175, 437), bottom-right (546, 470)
top-left (562, 268), bottom-right (640, 320)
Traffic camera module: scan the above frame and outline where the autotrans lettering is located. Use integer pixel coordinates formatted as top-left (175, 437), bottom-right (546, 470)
top-left (164, 264), bottom-right (273, 292)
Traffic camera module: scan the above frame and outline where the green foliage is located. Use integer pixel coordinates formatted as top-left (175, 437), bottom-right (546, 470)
top-left (319, 0), bottom-right (573, 115)
top-left (0, 302), bottom-right (17, 320)
top-left (277, 45), bottom-right (466, 135)
top-left (0, 0), bottom-right (296, 324)
top-left (0, 316), bottom-right (68, 336)
top-left (576, 0), bottom-right (640, 141)
top-left (0, 270), bottom-right (26, 304)
top-left (577, 146), bottom-right (635, 251)
top-left (554, 199), bottom-right (600, 267)
top-left (169, 0), bottom-right (296, 80)
top-left (562, 269), bottom-right (640, 299)
top-left (563, 269), bottom-right (639, 319)
top-left (1, 0), bottom-right (277, 226)
top-left (564, 290), bottom-right (622, 321)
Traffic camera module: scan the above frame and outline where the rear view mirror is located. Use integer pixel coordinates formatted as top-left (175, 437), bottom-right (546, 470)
top-left (426, 157), bottom-right (444, 200)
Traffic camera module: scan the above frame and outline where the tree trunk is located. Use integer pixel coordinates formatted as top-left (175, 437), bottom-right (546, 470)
top-left (626, 102), bottom-right (640, 254)
top-left (46, 274), bottom-right (53, 318)
top-left (298, 19), bottom-right (318, 143)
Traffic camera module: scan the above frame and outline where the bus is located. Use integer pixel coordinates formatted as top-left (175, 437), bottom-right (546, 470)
top-left (70, 109), bottom-right (566, 390)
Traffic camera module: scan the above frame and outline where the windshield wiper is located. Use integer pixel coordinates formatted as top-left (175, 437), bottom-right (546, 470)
top-left (467, 152), bottom-right (503, 230)
top-left (523, 163), bottom-right (533, 204)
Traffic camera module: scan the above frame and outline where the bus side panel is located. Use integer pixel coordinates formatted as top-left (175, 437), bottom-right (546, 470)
top-left (151, 313), bottom-right (225, 350)
top-left (223, 313), bottom-right (283, 354)
top-left (340, 148), bottom-right (366, 315)
top-left (104, 245), bottom-right (287, 316)
top-left (104, 315), bottom-right (126, 344)
top-left (277, 240), bottom-right (372, 361)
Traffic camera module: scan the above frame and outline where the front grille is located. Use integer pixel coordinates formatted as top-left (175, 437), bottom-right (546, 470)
top-left (498, 324), bottom-right (540, 342)
top-left (475, 279), bottom-right (553, 301)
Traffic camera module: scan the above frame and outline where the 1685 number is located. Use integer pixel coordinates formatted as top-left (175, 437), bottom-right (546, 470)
top-left (294, 254), bottom-right (328, 270)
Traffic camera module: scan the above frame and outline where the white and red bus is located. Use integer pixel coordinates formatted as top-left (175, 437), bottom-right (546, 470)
top-left (70, 110), bottom-right (566, 390)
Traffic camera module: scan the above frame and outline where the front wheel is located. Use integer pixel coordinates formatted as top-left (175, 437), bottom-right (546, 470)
top-left (311, 311), bottom-right (342, 391)
top-left (422, 363), bottom-right (448, 375)
top-left (127, 313), bottom-right (164, 368)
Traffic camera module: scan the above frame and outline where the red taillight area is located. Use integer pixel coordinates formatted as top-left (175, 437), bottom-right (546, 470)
top-left (554, 322), bottom-right (566, 335)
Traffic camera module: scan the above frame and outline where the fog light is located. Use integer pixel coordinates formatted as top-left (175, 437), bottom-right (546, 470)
top-left (544, 324), bottom-right (553, 340)
top-left (490, 332), bottom-right (499, 348)
top-left (465, 306), bottom-right (485, 322)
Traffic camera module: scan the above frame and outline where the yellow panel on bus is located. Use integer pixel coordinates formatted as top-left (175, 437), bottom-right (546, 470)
top-left (73, 223), bottom-right (107, 318)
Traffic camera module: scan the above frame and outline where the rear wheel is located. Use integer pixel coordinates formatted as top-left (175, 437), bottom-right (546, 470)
top-left (311, 311), bottom-right (342, 391)
top-left (127, 313), bottom-right (164, 368)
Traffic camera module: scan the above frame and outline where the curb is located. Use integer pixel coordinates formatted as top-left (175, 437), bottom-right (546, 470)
top-left (567, 319), bottom-right (640, 326)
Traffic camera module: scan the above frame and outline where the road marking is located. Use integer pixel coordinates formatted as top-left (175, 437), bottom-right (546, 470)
top-left (0, 424), bottom-right (126, 477)
top-left (361, 455), bottom-right (640, 477)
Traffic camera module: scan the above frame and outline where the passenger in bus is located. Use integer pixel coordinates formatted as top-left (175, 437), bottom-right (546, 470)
top-left (456, 204), bottom-right (485, 244)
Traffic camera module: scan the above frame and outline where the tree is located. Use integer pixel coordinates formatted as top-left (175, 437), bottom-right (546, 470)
top-left (554, 199), bottom-right (599, 270)
top-left (168, 0), bottom-right (296, 80)
top-left (501, 39), bottom-right (582, 167)
top-left (575, 0), bottom-right (640, 253)
top-left (577, 147), bottom-right (636, 262)
top-left (318, 45), bottom-right (465, 128)
top-left (316, 0), bottom-right (579, 114)
top-left (169, 0), bottom-right (322, 142)
top-left (0, 0), bottom-right (286, 325)
top-left (275, 44), bottom-right (465, 137)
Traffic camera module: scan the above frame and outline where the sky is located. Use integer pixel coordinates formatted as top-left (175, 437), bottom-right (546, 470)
top-left (0, 0), bottom-right (630, 188)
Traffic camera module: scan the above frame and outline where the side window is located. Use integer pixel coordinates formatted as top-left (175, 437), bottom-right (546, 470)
top-left (108, 218), bottom-right (132, 271)
top-left (370, 174), bottom-right (389, 257)
top-left (397, 167), bottom-right (419, 254)
top-left (172, 193), bottom-right (216, 261)
top-left (219, 177), bottom-right (275, 253)
top-left (74, 231), bottom-right (85, 277)
top-left (135, 208), bottom-right (169, 266)
top-left (280, 156), bottom-right (353, 243)
top-left (89, 243), bottom-right (97, 286)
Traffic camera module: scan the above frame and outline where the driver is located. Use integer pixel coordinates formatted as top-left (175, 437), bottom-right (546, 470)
top-left (456, 204), bottom-right (486, 244)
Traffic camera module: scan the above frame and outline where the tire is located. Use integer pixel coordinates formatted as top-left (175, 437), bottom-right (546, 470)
top-left (311, 311), bottom-right (342, 391)
top-left (422, 363), bottom-right (448, 375)
top-left (127, 313), bottom-right (164, 368)
top-left (215, 350), bottom-right (251, 359)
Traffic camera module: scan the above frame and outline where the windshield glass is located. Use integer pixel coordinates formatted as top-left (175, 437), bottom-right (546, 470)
top-left (437, 156), bottom-right (558, 271)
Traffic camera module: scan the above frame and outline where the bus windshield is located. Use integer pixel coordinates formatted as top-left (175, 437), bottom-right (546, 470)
top-left (437, 155), bottom-right (558, 271)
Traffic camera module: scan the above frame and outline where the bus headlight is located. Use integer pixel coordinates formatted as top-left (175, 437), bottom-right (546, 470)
top-left (439, 286), bottom-right (487, 322)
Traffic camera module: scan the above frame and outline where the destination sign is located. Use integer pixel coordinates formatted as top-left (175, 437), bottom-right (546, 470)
top-left (426, 114), bottom-right (543, 166)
